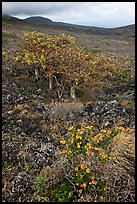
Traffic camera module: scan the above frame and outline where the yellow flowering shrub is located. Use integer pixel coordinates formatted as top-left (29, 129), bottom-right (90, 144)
top-left (59, 125), bottom-right (124, 197)
top-left (12, 31), bottom-right (133, 96)
top-left (15, 31), bottom-right (92, 89)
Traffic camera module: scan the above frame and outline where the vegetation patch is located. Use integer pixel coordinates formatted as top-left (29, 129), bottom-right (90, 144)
top-left (2, 27), bottom-right (135, 202)
top-left (2, 31), bottom-right (17, 38)
top-left (31, 125), bottom-right (127, 202)
top-left (6, 31), bottom-right (133, 99)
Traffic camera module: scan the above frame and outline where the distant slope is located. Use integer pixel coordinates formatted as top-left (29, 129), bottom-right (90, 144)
top-left (24, 16), bottom-right (91, 27)
top-left (24, 16), bottom-right (135, 37)
top-left (2, 15), bottom-right (28, 25)
top-left (24, 16), bottom-right (54, 25)
top-left (112, 24), bottom-right (135, 38)
top-left (2, 15), bottom-right (135, 39)
top-left (24, 16), bottom-right (107, 31)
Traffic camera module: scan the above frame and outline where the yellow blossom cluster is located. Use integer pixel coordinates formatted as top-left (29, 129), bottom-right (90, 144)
top-left (60, 137), bottom-right (66, 144)
top-left (15, 31), bottom-right (99, 89)
top-left (59, 124), bottom-right (124, 195)
top-left (68, 126), bottom-right (75, 131)
top-left (76, 135), bottom-right (82, 140)
top-left (100, 152), bottom-right (107, 159)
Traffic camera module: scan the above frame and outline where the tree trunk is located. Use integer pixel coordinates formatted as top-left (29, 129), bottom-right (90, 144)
top-left (49, 75), bottom-right (53, 90)
top-left (70, 86), bottom-right (76, 99)
top-left (34, 68), bottom-right (39, 79)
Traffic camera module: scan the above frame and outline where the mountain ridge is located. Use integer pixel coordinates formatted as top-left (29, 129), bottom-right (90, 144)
top-left (24, 16), bottom-right (135, 30)
top-left (2, 14), bottom-right (135, 30)
top-left (2, 15), bottom-right (135, 38)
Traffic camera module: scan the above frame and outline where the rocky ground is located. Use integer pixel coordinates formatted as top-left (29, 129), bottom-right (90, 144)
top-left (2, 58), bottom-right (135, 201)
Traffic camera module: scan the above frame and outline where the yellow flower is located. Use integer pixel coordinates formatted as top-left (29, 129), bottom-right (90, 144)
top-left (76, 135), bottom-right (82, 140)
top-left (68, 151), bottom-right (72, 155)
top-left (70, 139), bottom-right (74, 144)
top-left (85, 126), bottom-right (93, 130)
top-left (109, 156), bottom-right (113, 160)
top-left (76, 173), bottom-right (79, 176)
top-left (104, 186), bottom-right (107, 191)
top-left (76, 127), bottom-right (85, 133)
top-left (81, 164), bottom-right (86, 169)
top-left (95, 133), bottom-right (102, 138)
top-left (60, 138), bottom-right (66, 144)
top-left (15, 56), bottom-right (19, 61)
top-left (91, 176), bottom-right (95, 180)
top-left (94, 147), bottom-right (99, 150)
top-left (27, 60), bottom-right (31, 65)
top-left (92, 180), bottom-right (97, 185)
top-left (100, 129), bottom-right (107, 133)
top-left (107, 130), bottom-right (112, 134)
top-left (86, 168), bottom-right (90, 173)
top-left (76, 129), bottom-right (80, 133)
top-left (68, 126), bottom-right (74, 131)
top-left (82, 183), bottom-right (87, 188)
top-left (88, 145), bottom-right (94, 150)
top-left (86, 143), bottom-right (91, 147)
top-left (86, 151), bottom-right (90, 155)
top-left (77, 143), bottom-right (80, 148)
top-left (101, 177), bottom-right (104, 181)
top-left (40, 54), bottom-right (45, 61)
top-left (78, 189), bottom-right (82, 193)
top-left (59, 150), bottom-right (66, 155)
top-left (75, 167), bottom-right (79, 171)
top-left (101, 153), bottom-right (107, 159)
top-left (118, 127), bottom-right (125, 132)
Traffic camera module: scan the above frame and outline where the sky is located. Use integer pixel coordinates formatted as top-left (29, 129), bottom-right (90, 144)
top-left (2, 2), bottom-right (135, 28)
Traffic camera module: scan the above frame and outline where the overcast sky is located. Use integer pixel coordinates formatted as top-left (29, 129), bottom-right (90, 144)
top-left (2, 2), bottom-right (135, 28)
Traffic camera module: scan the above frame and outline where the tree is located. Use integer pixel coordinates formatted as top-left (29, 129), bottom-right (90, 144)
top-left (15, 31), bottom-right (130, 99)
top-left (15, 32), bottom-right (91, 98)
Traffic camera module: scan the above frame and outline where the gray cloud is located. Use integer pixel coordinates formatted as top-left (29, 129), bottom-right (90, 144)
top-left (2, 2), bottom-right (81, 15)
top-left (2, 2), bottom-right (135, 28)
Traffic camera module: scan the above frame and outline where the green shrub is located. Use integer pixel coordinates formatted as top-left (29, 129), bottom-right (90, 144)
top-left (32, 175), bottom-right (48, 196)
top-left (2, 32), bottom-right (17, 39)
top-left (48, 179), bottom-right (75, 202)
top-left (32, 176), bottom-right (75, 201)
top-left (115, 69), bottom-right (131, 81)
top-left (89, 47), bottom-right (101, 53)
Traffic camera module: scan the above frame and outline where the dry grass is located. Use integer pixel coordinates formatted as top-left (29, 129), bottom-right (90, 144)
top-left (118, 98), bottom-right (135, 109)
top-left (100, 128), bottom-right (135, 202)
top-left (110, 128), bottom-right (135, 177)
top-left (39, 161), bottom-right (65, 188)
